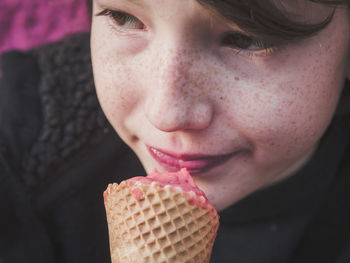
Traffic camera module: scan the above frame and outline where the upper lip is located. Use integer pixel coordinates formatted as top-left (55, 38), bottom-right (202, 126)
top-left (146, 145), bottom-right (237, 174)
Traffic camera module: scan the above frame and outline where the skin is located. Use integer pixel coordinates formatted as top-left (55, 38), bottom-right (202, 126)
top-left (91, 0), bottom-right (350, 211)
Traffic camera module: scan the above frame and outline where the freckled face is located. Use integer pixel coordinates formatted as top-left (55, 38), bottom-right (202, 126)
top-left (91, 0), bottom-right (350, 211)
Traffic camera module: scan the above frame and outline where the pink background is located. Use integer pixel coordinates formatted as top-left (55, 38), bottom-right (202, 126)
top-left (0, 0), bottom-right (91, 54)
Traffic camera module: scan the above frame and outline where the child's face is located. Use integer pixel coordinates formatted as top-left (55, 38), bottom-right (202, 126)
top-left (91, 0), bottom-right (350, 210)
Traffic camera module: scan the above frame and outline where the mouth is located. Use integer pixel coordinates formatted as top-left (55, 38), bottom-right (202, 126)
top-left (147, 146), bottom-right (235, 175)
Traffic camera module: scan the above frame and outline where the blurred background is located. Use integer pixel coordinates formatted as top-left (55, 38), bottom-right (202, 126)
top-left (0, 0), bottom-right (90, 55)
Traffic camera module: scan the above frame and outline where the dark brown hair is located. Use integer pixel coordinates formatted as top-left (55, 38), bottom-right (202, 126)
top-left (197, 0), bottom-right (349, 43)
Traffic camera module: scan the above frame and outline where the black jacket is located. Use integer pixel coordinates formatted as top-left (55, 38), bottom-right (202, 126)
top-left (0, 33), bottom-right (349, 263)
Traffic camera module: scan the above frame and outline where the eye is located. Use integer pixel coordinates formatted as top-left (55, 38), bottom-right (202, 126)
top-left (96, 9), bottom-right (145, 30)
top-left (221, 33), bottom-right (274, 51)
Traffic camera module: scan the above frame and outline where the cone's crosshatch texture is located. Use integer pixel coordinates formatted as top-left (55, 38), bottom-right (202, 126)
top-left (104, 178), bottom-right (219, 263)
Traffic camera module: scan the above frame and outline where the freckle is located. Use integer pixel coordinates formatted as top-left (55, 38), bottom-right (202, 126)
top-left (220, 97), bottom-right (223, 100)
top-left (234, 77), bottom-right (240, 81)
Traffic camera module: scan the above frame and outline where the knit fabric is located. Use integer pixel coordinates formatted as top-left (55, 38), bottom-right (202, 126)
top-left (24, 33), bottom-right (111, 189)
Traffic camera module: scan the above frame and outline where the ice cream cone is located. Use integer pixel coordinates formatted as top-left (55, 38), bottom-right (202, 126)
top-left (104, 170), bottom-right (219, 263)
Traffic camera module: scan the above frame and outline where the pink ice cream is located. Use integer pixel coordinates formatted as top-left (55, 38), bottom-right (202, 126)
top-left (126, 168), bottom-right (216, 214)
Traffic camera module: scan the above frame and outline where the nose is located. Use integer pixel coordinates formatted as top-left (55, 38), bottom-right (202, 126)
top-left (145, 44), bottom-right (214, 132)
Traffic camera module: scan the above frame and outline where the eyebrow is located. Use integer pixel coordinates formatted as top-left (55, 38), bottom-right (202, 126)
top-left (127, 0), bottom-right (142, 3)
top-left (97, 0), bottom-right (146, 8)
top-left (125, 0), bottom-right (149, 11)
top-left (117, 0), bottom-right (146, 7)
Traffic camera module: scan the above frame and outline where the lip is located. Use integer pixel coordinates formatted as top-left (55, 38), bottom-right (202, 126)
top-left (147, 146), bottom-right (235, 175)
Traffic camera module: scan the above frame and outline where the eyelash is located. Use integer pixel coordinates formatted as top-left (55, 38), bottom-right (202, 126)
top-left (96, 9), bottom-right (145, 30)
top-left (221, 33), bottom-right (279, 57)
top-left (96, 9), bottom-right (279, 56)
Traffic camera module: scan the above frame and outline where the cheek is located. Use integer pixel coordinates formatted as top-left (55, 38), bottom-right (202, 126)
top-left (91, 40), bottom-right (143, 137)
top-left (217, 46), bottom-right (346, 166)
top-left (219, 10), bottom-right (349, 160)
top-left (91, 20), bottom-right (150, 119)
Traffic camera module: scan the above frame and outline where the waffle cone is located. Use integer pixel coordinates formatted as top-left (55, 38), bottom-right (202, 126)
top-left (104, 181), bottom-right (219, 263)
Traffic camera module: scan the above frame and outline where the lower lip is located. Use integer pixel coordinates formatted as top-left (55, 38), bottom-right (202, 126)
top-left (147, 146), bottom-right (234, 175)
